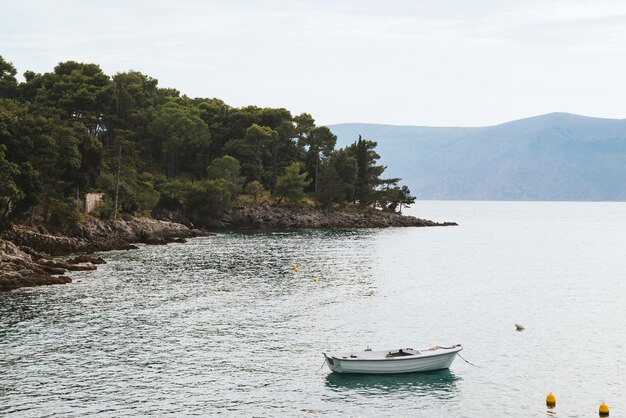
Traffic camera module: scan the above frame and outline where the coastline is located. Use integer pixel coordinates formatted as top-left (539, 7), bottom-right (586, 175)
top-left (214, 204), bottom-right (457, 229)
top-left (0, 207), bottom-right (456, 291)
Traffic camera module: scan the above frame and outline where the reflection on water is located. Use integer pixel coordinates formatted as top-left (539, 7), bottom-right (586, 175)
top-left (324, 369), bottom-right (460, 399)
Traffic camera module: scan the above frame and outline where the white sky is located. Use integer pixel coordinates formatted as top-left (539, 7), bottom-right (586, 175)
top-left (2, 0), bottom-right (626, 126)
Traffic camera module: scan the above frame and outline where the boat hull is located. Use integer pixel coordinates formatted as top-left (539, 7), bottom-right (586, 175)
top-left (324, 346), bottom-right (461, 374)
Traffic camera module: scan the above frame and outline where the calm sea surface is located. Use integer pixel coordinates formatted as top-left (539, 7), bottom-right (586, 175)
top-left (2, 201), bottom-right (626, 417)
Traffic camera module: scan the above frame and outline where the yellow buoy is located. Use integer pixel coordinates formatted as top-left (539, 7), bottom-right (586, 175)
top-left (294, 266), bottom-right (299, 273)
top-left (546, 392), bottom-right (556, 407)
top-left (599, 402), bottom-right (609, 416)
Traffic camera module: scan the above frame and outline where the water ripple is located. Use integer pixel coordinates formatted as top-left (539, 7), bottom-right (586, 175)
top-left (3, 203), bottom-right (626, 416)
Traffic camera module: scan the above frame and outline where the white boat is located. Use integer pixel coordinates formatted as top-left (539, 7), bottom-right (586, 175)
top-left (323, 344), bottom-right (462, 374)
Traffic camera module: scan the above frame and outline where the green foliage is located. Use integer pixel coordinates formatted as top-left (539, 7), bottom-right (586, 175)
top-left (11, 162), bottom-right (42, 223)
top-left (96, 169), bottom-right (160, 216)
top-left (147, 102), bottom-right (210, 178)
top-left (45, 197), bottom-right (83, 230)
top-left (206, 155), bottom-right (244, 200)
top-left (274, 162), bottom-right (310, 204)
top-left (132, 179), bottom-right (161, 214)
top-left (348, 136), bottom-right (387, 206)
top-left (186, 179), bottom-right (233, 221)
top-left (154, 178), bottom-right (189, 211)
top-left (224, 124), bottom-right (277, 186)
top-left (22, 61), bottom-right (117, 135)
top-left (0, 98), bottom-right (93, 228)
top-left (108, 71), bottom-right (160, 136)
top-left (92, 196), bottom-right (115, 219)
top-left (0, 56), bottom-right (18, 99)
top-left (245, 180), bottom-right (265, 203)
top-left (331, 149), bottom-right (358, 201)
top-left (301, 126), bottom-right (337, 193)
top-left (206, 155), bottom-right (241, 183)
top-left (0, 54), bottom-right (417, 229)
top-left (314, 165), bottom-right (346, 208)
top-left (397, 185), bottom-right (416, 212)
top-left (0, 144), bottom-right (23, 229)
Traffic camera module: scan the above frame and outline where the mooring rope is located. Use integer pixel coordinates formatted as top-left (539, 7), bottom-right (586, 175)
top-left (457, 352), bottom-right (480, 368)
top-left (318, 357), bottom-right (327, 372)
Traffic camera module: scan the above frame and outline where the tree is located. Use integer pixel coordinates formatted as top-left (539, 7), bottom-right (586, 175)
top-left (273, 162), bottom-right (310, 204)
top-left (0, 144), bottom-right (23, 228)
top-left (146, 102), bottom-right (210, 178)
top-left (397, 185), bottom-right (416, 213)
top-left (97, 132), bottom-right (159, 217)
top-left (153, 178), bottom-right (189, 212)
top-left (223, 124), bottom-right (277, 186)
top-left (331, 149), bottom-right (358, 203)
top-left (314, 164), bottom-right (346, 208)
top-left (348, 135), bottom-right (386, 206)
top-left (106, 71), bottom-right (162, 149)
top-left (196, 98), bottom-right (231, 159)
top-left (301, 126), bottom-right (337, 193)
top-left (245, 180), bottom-right (265, 204)
top-left (374, 182), bottom-right (415, 213)
top-left (206, 155), bottom-right (244, 200)
top-left (293, 113), bottom-right (316, 143)
top-left (12, 162), bottom-right (42, 225)
top-left (186, 179), bottom-right (233, 221)
top-left (22, 61), bottom-right (117, 136)
top-left (0, 99), bottom-right (98, 225)
top-left (0, 55), bottom-right (18, 99)
top-left (206, 155), bottom-right (242, 183)
top-left (0, 55), bottom-right (418, 228)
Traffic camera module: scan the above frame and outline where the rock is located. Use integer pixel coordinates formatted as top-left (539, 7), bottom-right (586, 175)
top-left (5, 216), bottom-right (209, 256)
top-left (40, 266), bottom-right (67, 275)
top-left (1, 240), bottom-right (33, 262)
top-left (217, 206), bottom-right (457, 229)
top-left (18, 245), bottom-right (50, 261)
top-left (1, 215), bottom-right (214, 291)
top-left (67, 255), bottom-right (106, 264)
top-left (4, 227), bottom-right (83, 256)
top-left (144, 236), bottom-right (167, 245)
top-left (1, 239), bottom-right (72, 291)
top-left (0, 273), bottom-right (72, 291)
top-left (37, 258), bottom-right (69, 268)
top-left (37, 258), bottom-right (97, 271)
top-left (66, 263), bottom-right (97, 271)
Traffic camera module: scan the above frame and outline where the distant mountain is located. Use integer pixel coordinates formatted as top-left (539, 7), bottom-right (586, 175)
top-left (328, 113), bottom-right (626, 201)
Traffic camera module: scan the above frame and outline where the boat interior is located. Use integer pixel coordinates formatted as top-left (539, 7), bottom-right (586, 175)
top-left (385, 348), bottom-right (417, 358)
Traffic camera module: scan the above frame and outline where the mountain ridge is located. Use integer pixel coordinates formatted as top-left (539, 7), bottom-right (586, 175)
top-left (328, 113), bottom-right (626, 201)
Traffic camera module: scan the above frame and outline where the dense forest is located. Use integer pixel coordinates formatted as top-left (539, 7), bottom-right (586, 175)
top-left (0, 55), bottom-right (415, 230)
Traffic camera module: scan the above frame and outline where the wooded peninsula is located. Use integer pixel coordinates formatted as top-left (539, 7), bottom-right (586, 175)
top-left (0, 55), bottom-right (418, 231)
top-left (0, 56), bottom-right (459, 291)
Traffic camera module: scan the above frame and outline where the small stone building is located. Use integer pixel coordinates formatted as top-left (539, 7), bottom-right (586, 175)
top-left (84, 193), bottom-right (105, 213)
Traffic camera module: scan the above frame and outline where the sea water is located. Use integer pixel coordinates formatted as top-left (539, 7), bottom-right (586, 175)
top-left (1, 201), bottom-right (625, 416)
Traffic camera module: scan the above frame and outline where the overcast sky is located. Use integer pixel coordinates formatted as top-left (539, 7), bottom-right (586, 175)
top-left (2, 0), bottom-right (626, 126)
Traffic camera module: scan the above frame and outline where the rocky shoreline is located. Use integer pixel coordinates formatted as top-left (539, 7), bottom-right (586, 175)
top-left (215, 204), bottom-right (458, 229)
top-left (1, 239), bottom-right (72, 291)
top-left (4, 216), bottom-right (206, 257)
top-left (1, 207), bottom-right (456, 291)
top-left (0, 217), bottom-right (207, 292)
